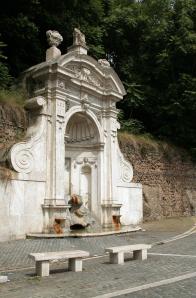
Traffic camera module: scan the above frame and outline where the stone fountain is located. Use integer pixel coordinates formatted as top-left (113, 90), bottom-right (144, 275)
top-left (0, 28), bottom-right (143, 241)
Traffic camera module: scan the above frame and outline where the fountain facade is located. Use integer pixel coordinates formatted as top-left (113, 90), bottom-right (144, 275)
top-left (0, 29), bottom-right (142, 241)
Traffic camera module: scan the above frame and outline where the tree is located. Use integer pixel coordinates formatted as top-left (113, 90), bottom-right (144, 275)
top-left (0, 39), bottom-right (12, 89)
top-left (104, 0), bottom-right (196, 152)
top-left (0, 0), bottom-right (195, 152)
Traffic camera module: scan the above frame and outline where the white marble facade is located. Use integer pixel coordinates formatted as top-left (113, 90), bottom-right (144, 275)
top-left (0, 29), bottom-right (142, 241)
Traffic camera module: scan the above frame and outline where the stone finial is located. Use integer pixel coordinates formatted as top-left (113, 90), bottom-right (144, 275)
top-left (67, 28), bottom-right (88, 54)
top-left (46, 30), bottom-right (63, 47)
top-left (73, 28), bottom-right (86, 47)
top-left (46, 30), bottom-right (63, 61)
top-left (98, 59), bottom-right (110, 68)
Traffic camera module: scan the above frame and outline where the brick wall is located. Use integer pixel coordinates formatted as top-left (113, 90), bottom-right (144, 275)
top-left (118, 134), bottom-right (196, 221)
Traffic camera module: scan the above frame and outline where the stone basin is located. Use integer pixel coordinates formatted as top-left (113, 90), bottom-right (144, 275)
top-left (26, 225), bottom-right (141, 238)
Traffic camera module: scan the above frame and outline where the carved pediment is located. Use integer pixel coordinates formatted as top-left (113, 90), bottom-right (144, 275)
top-left (65, 63), bottom-right (104, 88)
top-left (58, 54), bottom-right (126, 96)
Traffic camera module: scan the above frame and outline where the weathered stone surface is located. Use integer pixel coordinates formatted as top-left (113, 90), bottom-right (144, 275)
top-left (119, 134), bottom-right (196, 221)
top-left (29, 250), bottom-right (89, 276)
top-left (0, 29), bottom-right (142, 242)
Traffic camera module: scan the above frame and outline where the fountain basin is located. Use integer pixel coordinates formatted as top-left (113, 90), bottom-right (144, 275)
top-left (26, 225), bottom-right (141, 238)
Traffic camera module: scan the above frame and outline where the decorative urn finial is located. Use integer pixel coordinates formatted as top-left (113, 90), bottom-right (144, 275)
top-left (46, 30), bottom-right (63, 47)
top-left (46, 30), bottom-right (63, 61)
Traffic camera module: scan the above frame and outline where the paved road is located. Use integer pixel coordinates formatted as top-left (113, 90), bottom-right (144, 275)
top-left (0, 231), bottom-right (195, 298)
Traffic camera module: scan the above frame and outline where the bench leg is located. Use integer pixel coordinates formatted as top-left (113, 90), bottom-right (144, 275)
top-left (133, 249), bottom-right (147, 260)
top-left (68, 258), bottom-right (82, 272)
top-left (109, 252), bottom-right (124, 265)
top-left (36, 261), bottom-right (50, 277)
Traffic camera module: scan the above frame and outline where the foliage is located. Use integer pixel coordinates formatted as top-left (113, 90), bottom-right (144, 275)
top-left (0, 0), bottom-right (195, 152)
top-left (0, 39), bottom-right (12, 89)
top-left (105, 0), bottom-right (196, 152)
top-left (0, 88), bottom-right (26, 106)
top-left (118, 110), bottom-right (145, 134)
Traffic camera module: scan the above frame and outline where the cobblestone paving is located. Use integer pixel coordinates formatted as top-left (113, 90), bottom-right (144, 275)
top-left (0, 231), bottom-right (175, 270)
top-left (0, 235), bottom-right (128, 270)
top-left (0, 232), bottom-right (195, 298)
top-left (119, 277), bottom-right (196, 298)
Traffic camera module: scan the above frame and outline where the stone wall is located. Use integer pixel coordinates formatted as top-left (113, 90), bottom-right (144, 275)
top-left (0, 102), bottom-right (27, 144)
top-left (118, 133), bottom-right (196, 221)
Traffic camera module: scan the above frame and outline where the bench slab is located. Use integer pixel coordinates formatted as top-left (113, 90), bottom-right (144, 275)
top-left (29, 250), bottom-right (89, 277)
top-left (105, 244), bottom-right (151, 253)
top-left (29, 250), bottom-right (89, 261)
top-left (105, 244), bottom-right (151, 264)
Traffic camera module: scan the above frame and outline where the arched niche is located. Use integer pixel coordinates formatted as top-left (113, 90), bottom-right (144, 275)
top-left (64, 111), bottom-right (100, 209)
top-left (65, 112), bottom-right (100, 146)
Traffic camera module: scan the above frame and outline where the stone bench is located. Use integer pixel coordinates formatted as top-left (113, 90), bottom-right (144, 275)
top-left (29, 250), bottom-right (90, 277)
top-left (105, 244), bottom-right (151, 264)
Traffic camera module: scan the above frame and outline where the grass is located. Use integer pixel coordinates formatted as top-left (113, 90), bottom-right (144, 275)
top-left (0, 88), bottom-right (26, 107)
top-left (0, 88), bottom-right (28, 147)
top-left (118, 132), bottom-right (159, 150)
top-left (118, 131), bottom-right (191, 162)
